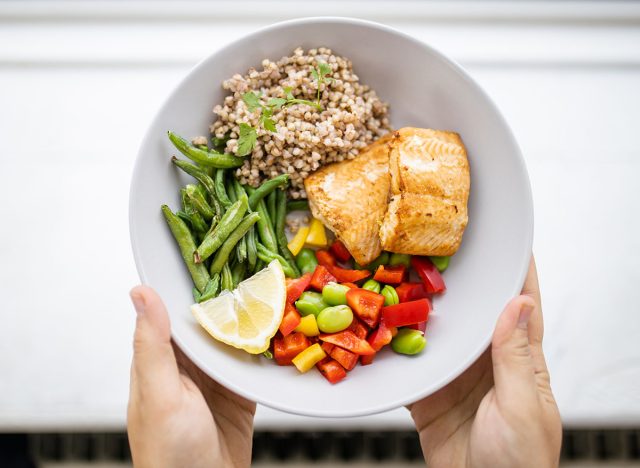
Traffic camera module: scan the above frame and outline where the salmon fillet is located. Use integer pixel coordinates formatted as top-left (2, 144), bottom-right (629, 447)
top-left (379, 128), bottom-right (470, 256)
top-left (304, 133), bottom-right (393, 265)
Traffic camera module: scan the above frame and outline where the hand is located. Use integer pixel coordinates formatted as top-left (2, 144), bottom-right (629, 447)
top-left (127, 286), bottom-right (256, 468)
top-left (409, 257), bottom-right (562, 468)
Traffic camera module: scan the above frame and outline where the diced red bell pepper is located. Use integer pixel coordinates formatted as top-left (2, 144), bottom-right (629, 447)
top-left (342, 282), bottom-right (359, 289)
top-left (315, 249), bottom-right (337, 268)
top-left (329, 239), bottom-right (351, 262)
top-left (361, 320), bottom-right (396, 366)
top-left (330, 266), bottom-right (371, 283)
top-left (279, 302), bottom-right (301, 337)
top-left (330, 346), bottom-right (358, 371)
top-left (408, 321), bottom-right (427, 334)
top-left (411, 256), bottom-right (446, 293)
top-left (319, 330), bottom-right (375, 355)
top-left (382, 299), bottom-right (431, 328)
top-left (316, 358), bottom-right (347, 384)
top-left (396, 282), bottom-right (429, 303)
top-left (347, 318), bottom-right (369, 340)
top-left (309, 265), bottom-right (337, 291)
top-left (372, 264), bottom-right (406, 284)
top-left (286, 273), bottom-right (312, 303)
top-left (274, 332), bottom-right (310, 366)
top-left (321, 342), bottom-right (335, 354)
top-left (346, 288), bottom-right (385, 328)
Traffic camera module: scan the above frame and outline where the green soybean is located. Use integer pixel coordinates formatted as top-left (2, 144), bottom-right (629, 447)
top-left (161, 205), bottom-right (210, 293)
top-left (209, 212), bottom-right (260, 275)
top-left (389, 253), bottom-right (412, 268)
top-left (296, 248), bottom-right (319, 275)
top-left (317, 305), bottom-right (353, 333)
top-left (362, 279), bottom-right (381, 294)
top-left (391, 328), bottom-right (426, 355)
top-left (168, 131), bottom-right (243, 169)
top-left (322, 282), bottom-right (350, 306)
top-left (194, 195), bottom-right (248, 263)
top-left (381, 285), bottom-right (399, 306)
top-left (295, 291), bottom-right (328, 317)
top-left (429, 256), bottom-right (450, 272)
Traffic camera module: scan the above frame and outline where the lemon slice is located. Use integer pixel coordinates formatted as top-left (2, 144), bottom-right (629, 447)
top-left (191, 260), bottom-right (286, 354)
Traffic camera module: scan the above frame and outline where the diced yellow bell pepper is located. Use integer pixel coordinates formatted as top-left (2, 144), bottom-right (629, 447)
top-left (294, 314), bottom-right (320, 337)
top-left (292, 343), bottom-right (326, 373)
top-left (305, 218), bottom-right (328, 247)
top-left (287, 226), bottom-right (309, 256)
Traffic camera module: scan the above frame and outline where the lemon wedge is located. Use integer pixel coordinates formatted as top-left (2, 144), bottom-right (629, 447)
top-left (191, 260), bottom-right (286, 354)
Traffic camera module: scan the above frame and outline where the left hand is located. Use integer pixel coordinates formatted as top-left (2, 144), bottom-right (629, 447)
top-left (127, 285), bottom-right (256, 468)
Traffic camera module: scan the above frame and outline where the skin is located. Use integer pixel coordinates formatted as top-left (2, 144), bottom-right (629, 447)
top-left (127, 286), bottom-right (255, 468)
top-left (127, 256), bottom-right (560, 468)
top-left (409, 257), bottom-right (562, 467)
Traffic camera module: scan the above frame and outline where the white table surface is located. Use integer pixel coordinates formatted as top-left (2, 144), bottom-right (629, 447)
top-left (1, 1), bottom-right (639, 431)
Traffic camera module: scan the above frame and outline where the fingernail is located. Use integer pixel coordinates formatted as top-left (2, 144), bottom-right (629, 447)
top-left (130, 291), bottom-right (146, 316)
top-left (517, 302), bottom-right (533, 329)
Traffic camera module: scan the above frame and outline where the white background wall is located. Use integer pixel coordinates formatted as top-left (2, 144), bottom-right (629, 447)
top-left (1, 0), bottom-right (639, 431)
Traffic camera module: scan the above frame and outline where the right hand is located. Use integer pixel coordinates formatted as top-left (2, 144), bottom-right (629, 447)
top-left (409, 257), bottom-right (562, 467)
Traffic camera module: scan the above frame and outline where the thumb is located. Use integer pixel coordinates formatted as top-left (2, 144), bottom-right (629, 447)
top-left (130, 286), bottom-right (180, 394)
top-left (491, 295), bottom-right (538, 404)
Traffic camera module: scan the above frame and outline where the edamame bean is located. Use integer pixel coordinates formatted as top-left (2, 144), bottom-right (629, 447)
top-left (389, 253), bottom-right (411, 268)
top-left (381, 285), bottom-right (399, 306)
top-left (317, 305), bottom-right (354, 333)
top-left (296, 248), bottom-right (319, 275)
top-left (362, 279), bottom-right (381, 294)
top-left (391, 328), bottom-right (426, 355)
top-left (322, 282), bottom-right (350, 306)
top-left (429, 256), bottom-right (450, 272)
top-left (295, 291), bottom-right (328, 317)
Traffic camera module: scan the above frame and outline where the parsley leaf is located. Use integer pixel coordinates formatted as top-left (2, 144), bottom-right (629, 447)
top-left (236, 123), bottom-right (257, 156)
top-left (267, 97), bottom-right (287, 109)
top-left (262, 117), bottom-right (277, 132)
top-left (318, 62), bottom-right (332, 81)
top-left (310, 69), bottom-right (319, 81)
top-left (242, 91), bottom-right (262, 112)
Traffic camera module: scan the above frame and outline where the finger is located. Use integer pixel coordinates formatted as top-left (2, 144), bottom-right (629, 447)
top-left (491, 295), bottom-right (538, 404)
top-left (130, 286), bottom-right (180, 395)
top-left (522, 255), bottom-right (541, 307)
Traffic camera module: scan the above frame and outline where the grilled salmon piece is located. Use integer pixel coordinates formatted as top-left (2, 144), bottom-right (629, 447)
top-left (304, 134), bottom-right (393, 265)
top-left (379, 128), bottom-right (470, 256)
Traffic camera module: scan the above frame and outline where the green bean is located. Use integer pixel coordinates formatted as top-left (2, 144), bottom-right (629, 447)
top-left (168, 131), bottom-right (244, 169)
top-left (194, 195), bottom-right (248, 263)
top-left (171, 157), bottom-right (223, 217)
top-left (225, 178), bottom-right (247, 264)
top-left (195, 183), bottom-right (208, 199)
top-left (247, 174), bottom-right (290, 210)
top-left (227, 179), bottom-right (238, 203)
top-left (231, 262), bottom-right (246, 288)
top-left (286, 199), bottom-right (310, 212)
top-left (161, 205), bottom-right (210, 292)
top-left (180, 188), bottom-right (208, 233)
top-left (209, 212), bottom-right (261, 274)
top-left (266, 190), bottom-right (277, 224)
top-left (185, 184), bottom-right (215, 220)
top-left (256, 243), bottom-right (296, 278)
top-left (245, 226), bottom-right (257, 270)
top-left (295, 248), bottom-right (318, 275)
top-left (253, 258), bottom-right (265, 274)
top-left (317, 305), bottom-right (353, 333)
top-left (192, 287), bottom-right (201, 303)
top-left (211, 132), bottom-right (231, 153)
top-left (275, 189), bottom-right (300, 277)
top-left (198, 274), bottom-right (221, 302)
top-left (391, 328), bottom-right (427, 355)
top-left (214, 169), bottom-right (233, 209)
top-left (254, 198), bottom-right (278, 252)
top-left (221, 263), bottom-right (233, 291)
top-left (381, 285), bottom-right (399, 306)
top-left (362, 279), bottom-right (381, 294)
top-left (429, 255), bottom-right (450, 272)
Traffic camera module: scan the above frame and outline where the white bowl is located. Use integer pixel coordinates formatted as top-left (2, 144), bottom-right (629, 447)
top-left (129, 17), bottom-right (533, 417)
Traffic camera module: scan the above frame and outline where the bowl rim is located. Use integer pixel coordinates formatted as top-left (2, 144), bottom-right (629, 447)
top-left (129, 15), bottom-right (534, 418)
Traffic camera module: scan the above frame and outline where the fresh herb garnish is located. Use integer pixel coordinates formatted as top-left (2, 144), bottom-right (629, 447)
top-left (236, 122), bottom-right (257, 156)
top-left (236, 62), bottom-right (333, 155)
